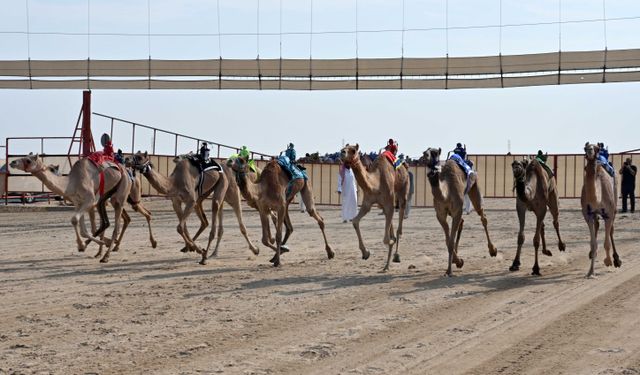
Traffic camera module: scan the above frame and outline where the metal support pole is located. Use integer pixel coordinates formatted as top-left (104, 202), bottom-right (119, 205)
top-left (81, 90), bottom-right (93, 157)
top-left (174, 134), bottom-right (178, 156)
top-left (4, 138), bottom-right (8, 205)
top-left (132, 124), bottom-right (136, 154)
top-left (110, 118), bottom-right (114, 139)
top-left (152, 129), bottom-right (157, 155)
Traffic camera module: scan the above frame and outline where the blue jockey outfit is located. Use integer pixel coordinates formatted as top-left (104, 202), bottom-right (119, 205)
top-left (597, 145), bottom-right (615, 177)
top-left (279, 143), bottom-right (308, 195)
top-left (450, 144), bottom-right (473, 177)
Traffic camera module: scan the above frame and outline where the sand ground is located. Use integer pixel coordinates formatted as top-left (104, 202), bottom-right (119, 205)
top-left (0, 198), bottom-right (639, 375)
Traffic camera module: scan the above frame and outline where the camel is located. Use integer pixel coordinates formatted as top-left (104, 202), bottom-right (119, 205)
top-left (131, 151), bottom-right (228, 264)
top-left (231, 156), bottom-right (334, 266)
top-left (340, 144), bottom-right (409, 272)
top-left (510, 158), bottom-right (566, 275)
top-left (10, 153), bottom-right (130, 263)
top-left (44, 162), bottom-right (158, 254)
top-left (133, 151), bottom-right (259, 258)
top-left (581, 142), bottom-right (621, 278)
top-left (422, 147), bottom-right (497, 276)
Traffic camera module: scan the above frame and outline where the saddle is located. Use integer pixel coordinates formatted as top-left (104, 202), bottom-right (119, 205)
top-left (449, 154), bottom-right (476, 195)
top-left (183, 154), bottom-right (222, 173)
top-left (381, 151), bottom-right (405, 170)
top-left (277, 155), bottom-right (308, 181)
top-left (597, 157), bottom-right (616, 177)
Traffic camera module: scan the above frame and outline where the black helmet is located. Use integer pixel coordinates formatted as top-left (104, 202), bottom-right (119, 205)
top-left (100, 133), bottom-right (111, 147)
top-left (456, 143), bottom-right (462, 148)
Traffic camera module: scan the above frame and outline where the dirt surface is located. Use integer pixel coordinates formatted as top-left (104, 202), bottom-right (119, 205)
top-left (1, 198), bottom-right (639, 375)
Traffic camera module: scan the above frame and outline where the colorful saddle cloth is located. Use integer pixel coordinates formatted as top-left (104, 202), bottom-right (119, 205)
top-left (227, 154), bottom-right (257, 174)
top-left (381, 150), bottom-right (405, 170)
top-left (597, 155), bottom-right (616, 177)
top-left (535, 157), bottom-right (555, 178)
top-left (449, 153), bottom-right (476, 195)
top-left (277, 155), bottom-right (308, 181)
top-left (185, 154), bottom-right (222, 173)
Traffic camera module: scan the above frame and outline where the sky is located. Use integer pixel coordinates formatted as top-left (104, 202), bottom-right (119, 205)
top-left (1, 0), bottom-right (640, 157)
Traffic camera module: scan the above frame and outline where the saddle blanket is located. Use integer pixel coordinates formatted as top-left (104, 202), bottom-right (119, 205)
top-left (277, 155), bottom-right (308, 181)
top-left (596, 156), bottom-right (616, 177)
top-left (381, 151), bottom-right (405, 170)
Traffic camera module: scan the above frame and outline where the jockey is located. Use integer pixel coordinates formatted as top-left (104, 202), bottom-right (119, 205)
top-left (385, 139), bottom-right (398, 156)
top-left (536, 150), bottom-right (554, 177)
top-left (100, 133), bottom-right (115, 161)
top-left (453, 143), bottom-right (467, 160)
top-left (199, 141), bottom-right (210, 161)
top-left (114, 149), bottom-right (125, 164)
top-left (285, 143), bottom-right (297, 162)
top-left (597, 142), bottom-right (615, 176)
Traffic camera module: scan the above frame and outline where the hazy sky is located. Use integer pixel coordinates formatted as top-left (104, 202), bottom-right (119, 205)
top-left (1, 0), bottom-right (640, 157)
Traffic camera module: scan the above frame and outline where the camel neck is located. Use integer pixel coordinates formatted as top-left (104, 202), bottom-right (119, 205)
top-left (234, 171), bottom-right (259, 206)
top-left (427, 170), bottom-right (446, 201)
top-left (350, 158), bottom-right (376, 193)
top-left (584, 157), bottom-right (599, 202)
top-left (144, 166), bottom-right (172, 195)
top-left (32, 168), bottom-right (68, 197)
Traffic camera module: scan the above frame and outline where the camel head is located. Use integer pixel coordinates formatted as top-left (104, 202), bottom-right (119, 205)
top-left (340, 144), bottom-right (360, 167)
top-left (9, 153), bottom-right (45, 174)
top-left (511, 159), bottom-right (529, 180)
top-left (231, 154), bottom-right (249, 174)
top-left (422, 148), bottom-right (442, 175)
top-left (584, 142), bottom-right (599, 161)
top-left (132, 151), bottom-right (152, 172)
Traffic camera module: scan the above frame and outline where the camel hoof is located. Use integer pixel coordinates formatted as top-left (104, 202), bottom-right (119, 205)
top-left (362, 250), bottom-right (371, 260)
top-left (489, 246), bottom-right (498, 257)
top-left (614, 258), bottom-right (622, 268)
top-left (542, 249), bottom-right (553, 257)
top-left (99, 257), bottom-right (109, 263)
top-left (151, 240), bottom-right (158, 249)
top-left (393, 253), bottom-right (401, 263)
top-left (455, 258), bottom-right (464, 269)
top-left (272, 259), bottom-right (281, 267)
top-left (280, 245), bottom-right (290, 253)
top-left (559, 242), bottom-right (566, 252)
top-left (208, 251), bottom-right (219, 259)
top-left (112, 247), bottom-right (120, 253)
top-left (509, 265), bottom-right (520, 272)
top-left (326, 247), bottom-right (335, 260)
top-left (251, 246), bottom-right (259, 256)
top-left (199, 260), bottom-right (207, 266)
top-left (444, 272), bottom-right (453, 278)
top-left (94, 251), bottom-right (102, 259)
top-left (381, 266), bottom-right (389, 273)
top-left (180, 247), bottom-right (189, 253)
top-left (585, 273), bottom-right (597, 279)
top-left (604, 257), bottom-right (613, 267)
top-left (77, 246), bottom-right (86, 253)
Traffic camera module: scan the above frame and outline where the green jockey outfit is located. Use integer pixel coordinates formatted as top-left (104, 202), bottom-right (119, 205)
top-left (535, 150), bottom-right (554, 178)
top-left (227, 146), bottom-right (257, 174)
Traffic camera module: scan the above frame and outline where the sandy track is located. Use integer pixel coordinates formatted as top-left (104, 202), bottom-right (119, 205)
top-left (0, 198), bottom-right (638, 374)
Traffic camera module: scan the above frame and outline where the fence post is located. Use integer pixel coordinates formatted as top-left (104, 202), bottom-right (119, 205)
top-left (152, 129), bottom-right (156, 155)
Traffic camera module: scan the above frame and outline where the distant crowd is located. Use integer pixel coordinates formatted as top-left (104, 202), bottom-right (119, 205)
top-left (296, 150), bottom-right (423, 166)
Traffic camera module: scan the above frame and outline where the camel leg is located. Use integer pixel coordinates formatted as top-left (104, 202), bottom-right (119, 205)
top-left (382, 204), bottom-right (396, 272)
top-left (352, 200), bottom-right (374, 260)
top-left (611, 225), bottom-right (621, 268)
top-left (453, 218), bottom-right (464, 255)
top-left (181, 199), bottom-right (208, 253)
top-left (272, 207), bottom-right (286, 267)
top-left (259, 211), bottom-right (279, 258)
top-left (111, 209), bottom-right (131, 253)
top-left (209, 207), bottom-right (225, 258)
top-left (280, 209), bottom-right (293, 249)
top-left (585, 216), bottom-right (598, 278)
top-left (301, 185), bottom-right (334, 259)
top-left (174, 199), bottom-right (202, 255)
top-left (392, 200), bottom-right (406, 264)
top-left (603, 218), bottom-right (614, 268)
top-left (72, 200), bottom-right (105, 251)
top-left (532, 216), bottom-right (544, 276)
top-left (227, 191), bottom-right (259, 255)
top-left (449, 214), bottom-right (464, 270)
top-left (203, 200), bottom-right (222, 265)
top-left (510, 200), bottom-right (526, 272)
top-left (468, 184), bottom-right (497, 257)
top-left (132, 202), bottom-right (157, 249)
top-left (100, 199), bottom-right (125, 263)
top-left (548, 192), bottom-right (566, 251)
top-left (540, 221), bottom-right (553, 257)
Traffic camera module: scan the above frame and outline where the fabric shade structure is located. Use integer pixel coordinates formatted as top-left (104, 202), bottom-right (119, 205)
top-left (1, 48), bottom-right (640, 90)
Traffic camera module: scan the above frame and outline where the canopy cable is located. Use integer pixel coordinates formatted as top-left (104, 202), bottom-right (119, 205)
top-left (499, 0), bottom-right (504, 88)
top-left (355, 0), bottom-right (359, 89)
top-left (147, 0), bottom-right (151, 89)
top-left (278, 0), bottom-right (283, 89)
top-left (400, 0), bottom-right (405, 89)
top-left (217, 0), bottom-right (223, 89)
top-left (257, 0), bottom-right (262, 90)
top-left (603, 0), bottom-right (608, 83)
top-left (445, 0), bottom-right (449, 89)
top-left (25, 0), bottom-right (32, 88)
top-left (557, 0), bottom-right (562, 85)
top-left (309, 0), bottom-right (313, 90)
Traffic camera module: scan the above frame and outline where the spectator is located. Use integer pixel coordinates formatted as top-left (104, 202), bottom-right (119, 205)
top-left (337, 162), bottom-right (358, 223)
top-left (620, 157), bottom-right (637, 213)
top-left (405, 169), bottom-right (414, 219)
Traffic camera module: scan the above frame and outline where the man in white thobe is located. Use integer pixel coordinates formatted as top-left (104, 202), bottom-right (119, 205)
top-left (338, 164), bottom-right (358, 223)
